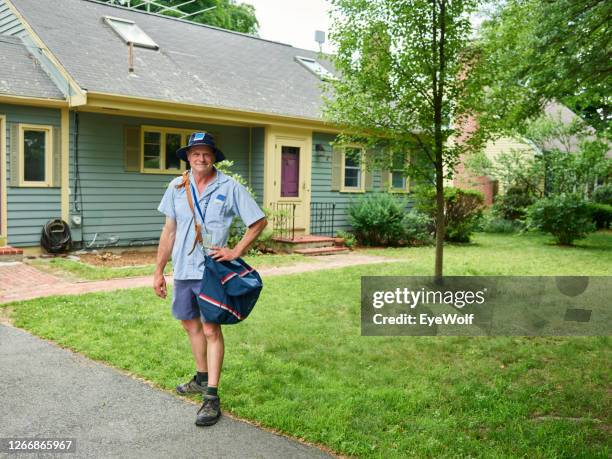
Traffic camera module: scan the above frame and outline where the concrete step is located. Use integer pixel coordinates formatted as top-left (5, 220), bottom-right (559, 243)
top-left (272, 235), bottom-right (335, 244)
top-left (294, 246), bottom-right (350, 256)
top-left (271, 235), bottom-right (336, 252)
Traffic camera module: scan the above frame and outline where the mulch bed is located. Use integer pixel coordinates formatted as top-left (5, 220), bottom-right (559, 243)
top-left (77, 251), bottom-right (158, 268)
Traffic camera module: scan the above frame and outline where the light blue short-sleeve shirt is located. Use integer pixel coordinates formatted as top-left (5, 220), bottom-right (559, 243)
top-left (157, 169), bottom-right (265, 280)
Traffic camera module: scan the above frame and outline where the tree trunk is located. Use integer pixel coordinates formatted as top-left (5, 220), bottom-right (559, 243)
top-left (433, 0), bottom-right (446, 280)
top-left (434, 152), bottom-right (445, 279)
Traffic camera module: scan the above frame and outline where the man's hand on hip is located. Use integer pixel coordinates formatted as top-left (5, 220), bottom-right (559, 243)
top-left (210, 246), bottom-right (239, 262)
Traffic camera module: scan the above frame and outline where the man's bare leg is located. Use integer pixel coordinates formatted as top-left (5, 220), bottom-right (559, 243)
top-left (202, 322), bottom-right (224, 388)
top-left (196, 322), bottom-right (224, 426)
top-left (181, 318), bottom-right (208, 372)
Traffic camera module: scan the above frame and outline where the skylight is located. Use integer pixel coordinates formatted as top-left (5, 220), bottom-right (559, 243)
top-left (295, 56), bottom-right (336, 81)
top-left (104, 16), bottom-right (159, 50)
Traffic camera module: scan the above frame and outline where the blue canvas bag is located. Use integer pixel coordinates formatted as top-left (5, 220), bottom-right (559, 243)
top-left (178, 171), bottom-right (263, 324)
top-left (197, 256), bottom-right (263, 324)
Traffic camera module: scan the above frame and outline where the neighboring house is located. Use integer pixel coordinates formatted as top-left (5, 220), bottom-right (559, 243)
top-left (0, 0), bottom-right (407, 250)
top-left (452, 136), bottom-right (538, 205)
top-left (450, 102), bottom-right (594, 205)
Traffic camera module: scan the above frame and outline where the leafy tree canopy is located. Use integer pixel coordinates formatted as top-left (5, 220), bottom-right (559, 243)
top-left (472, 0), bottom-right (611, 135)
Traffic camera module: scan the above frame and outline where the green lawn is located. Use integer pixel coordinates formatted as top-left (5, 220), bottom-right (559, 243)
top-left (29, 253), bottom-right (311, 281)
top-left (5, 232), bottom-right (611, 457)
top-left (29, 258), bottom-right (171, 281)
top-left (361, 231), bottom-right (612, 275)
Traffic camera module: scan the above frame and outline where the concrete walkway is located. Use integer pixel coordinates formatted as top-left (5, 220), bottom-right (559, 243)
top-left (0, 324), bottom-right (332, 458)
top-left (0, 252), bottom-right (398, 304)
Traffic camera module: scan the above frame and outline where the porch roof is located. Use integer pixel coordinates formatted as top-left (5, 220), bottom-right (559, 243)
top-left (10, 0), bottom-right (336, 121)
top-left (0, 35), bottom-right (64, 100)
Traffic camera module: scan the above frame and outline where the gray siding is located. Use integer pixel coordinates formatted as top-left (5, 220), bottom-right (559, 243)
top-left (310, 132), bottom-right (374, 232)
top-left (311, 132), bottom-right (414, 233)
top-left (0, 0), bottom-right (26, 37)
top-left (250, 127), bottom-right (265, 206)
top-left (1, 103), bottom-right (61, 246)
top-left (70, 112), bottom-right (253, 246)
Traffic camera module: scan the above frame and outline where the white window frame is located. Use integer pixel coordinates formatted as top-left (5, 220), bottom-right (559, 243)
top-left (18, 124), bottom-right (53, 187)
top-left (340, 146), bottom-right (366, 193)
top-left (388, 152), bottom-right (411, 193)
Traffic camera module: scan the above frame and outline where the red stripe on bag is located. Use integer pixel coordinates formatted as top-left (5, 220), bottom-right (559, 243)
top-left (198, 293), bottom-right (243, 320)
top-left (220, 272), bottom-right (237, 285)
top-left (238, 268), bottom-right (254, 277)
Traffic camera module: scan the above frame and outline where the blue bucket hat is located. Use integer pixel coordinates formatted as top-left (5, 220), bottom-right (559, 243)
top-left (176, 132), bottom-right (226, 163)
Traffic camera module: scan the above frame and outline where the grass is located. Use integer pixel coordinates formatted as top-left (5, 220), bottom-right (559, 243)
top-left (360, 231), bottom-right (612, 275)
top-left (243, 253), bottom-right (314, 268)
top-left (29, 258), bottom-right (170, 281)
top-left (29, 253), bottom-right (311, 281)
top-left (5, 232), bottom-right (611, 457)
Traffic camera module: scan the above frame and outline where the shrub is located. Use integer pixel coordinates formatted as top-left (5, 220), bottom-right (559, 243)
top-left (336, 230), bottom-right (357, 248)
top-left (587, 203), bottom-right (612, 229)
top-left (413, 186), bottom-right (485, 243)
top-left (492, 186), bottom-right (537, 221)
top-left (348, 193), bottom-right (407, 246)
top-left (480, 215), bottom-right (523, 233)
top-left (403, 211), bottom-right (434, 245)
top-left (227, 207), bottom-right (276, 254)
top-left (592, 184), bottom-right (612, 205)
top-left (526, 194), bottom-right (595, 245)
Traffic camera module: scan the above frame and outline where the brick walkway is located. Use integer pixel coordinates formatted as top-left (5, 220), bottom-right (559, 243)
top-left (0, 253), bottom-right (399, 304)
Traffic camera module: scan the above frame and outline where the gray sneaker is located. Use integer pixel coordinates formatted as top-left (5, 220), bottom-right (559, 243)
top-left (195, 394), bottom-right (221, 426)
top-left (176, 375), bottom-right (207, 395)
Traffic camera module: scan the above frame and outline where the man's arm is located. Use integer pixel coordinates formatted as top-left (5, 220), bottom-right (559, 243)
top-left (211, 217), bottom-right (267, 262)
top-left (154, 217), bottom-right (177, 298)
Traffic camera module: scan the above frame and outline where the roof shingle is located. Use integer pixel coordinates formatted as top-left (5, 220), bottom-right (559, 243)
top-left (10, 0), bottom-right (334, 119)
top-left (0, 35), bottom-right (65, 99)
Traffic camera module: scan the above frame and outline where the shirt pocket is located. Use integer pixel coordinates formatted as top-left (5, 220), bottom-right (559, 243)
top-left (173, 192), bottom-right (193, 222)
top-left (206, 197), bottom-right (228, 227)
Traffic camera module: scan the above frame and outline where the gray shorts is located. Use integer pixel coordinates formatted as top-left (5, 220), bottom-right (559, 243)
top-left (172, 279), bottom-right (204, 321)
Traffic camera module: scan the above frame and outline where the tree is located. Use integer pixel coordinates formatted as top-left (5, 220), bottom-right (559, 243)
top-left (472, 0), bottom-right (611, 135)
top-left (104, 0), bottom-right (259, 35)
top-left (467, 113), bottom-right (611, 199)
top-left (324, 0), bottom-right (481, 278)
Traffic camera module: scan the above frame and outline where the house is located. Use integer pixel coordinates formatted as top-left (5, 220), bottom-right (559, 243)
top-left (0, 0), bottom-right (407, 251)
top-left (450, 102), bottom-right (598, 205)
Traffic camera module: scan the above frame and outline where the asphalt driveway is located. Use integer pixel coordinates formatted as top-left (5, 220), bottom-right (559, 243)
top-left (0, 324), bottom-right (332, 458)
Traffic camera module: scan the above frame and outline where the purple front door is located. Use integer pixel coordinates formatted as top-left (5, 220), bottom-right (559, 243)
top-left (281, 146), bottom-right (300, 198)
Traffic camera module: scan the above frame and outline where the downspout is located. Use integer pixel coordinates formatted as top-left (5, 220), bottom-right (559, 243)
top-left (73, 111), bottom-right (84, 245)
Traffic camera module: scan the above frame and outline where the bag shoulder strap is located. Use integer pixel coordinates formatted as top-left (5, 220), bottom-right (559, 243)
top-left (176, 171), bottom-right (202, 255)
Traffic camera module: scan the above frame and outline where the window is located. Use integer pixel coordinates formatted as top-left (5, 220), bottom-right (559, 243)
top-left (342, 147), bottom-right (365, 192)
top-left (141, 128), bottom-right (189, 174)
top-left (104, 16), bottom-right (159, 50)
top-left (19, 125), bottom-right (53, 187)
top-left (140, 126), bottom-right (211, 174)
top-left (389, 152), bottom-right (409, 191)
top-left (295, 56), bottom-right (336, 80)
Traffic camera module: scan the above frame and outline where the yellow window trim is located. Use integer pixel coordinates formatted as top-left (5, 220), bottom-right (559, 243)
top-left (139, 125), bottom-right (222, 174)
top-left (340, 145), bottom-right (366, 193)
top-left (140, 125), bottom-right (191, 174)
top-left (18, 124), bottom-right (53, 188)
top-left (387, 153), bottom-right (411, 193)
